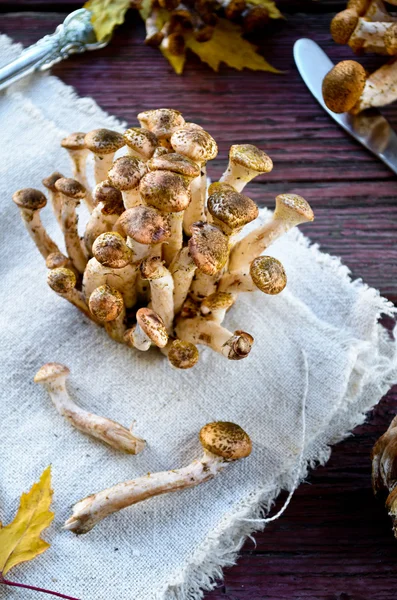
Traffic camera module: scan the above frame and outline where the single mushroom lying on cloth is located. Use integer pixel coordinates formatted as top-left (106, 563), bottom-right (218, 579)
top-left (64, 421), bottom-right (251, 534)
top-left (323, 58), bottom-right (397, 113)
top-left (34, 363), bottom-right (145, 454)
top-left (12, 108), bottom-right (314, 369)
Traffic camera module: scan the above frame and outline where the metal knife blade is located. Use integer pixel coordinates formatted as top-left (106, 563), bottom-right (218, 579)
top-left (293, 38), bottom-right (397, 176)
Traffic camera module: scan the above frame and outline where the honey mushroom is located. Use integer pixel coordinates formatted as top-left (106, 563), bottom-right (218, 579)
top-left (12, 188), bottom-right (60, 259)
top-left (84, 181), bottom-right (125, 255)
top-left (89, 285), bottom-right (126, 343)
top-left (64, 422), bottom-right (252, 534)
top-left (219, 256), bottom-right (287, 297)
top-left (124, 307), bottom-right (168, 351)
top-left (45, 251), bottom-right (74, 271)
top-left (169, 247), bottom-right (198, 314)
top-left (116, 205), bottom-right (171, 262)
top-left (140, 256), bottom-right (175, 334)
top-left (331, 0), bottom-right (397, 50)
top-left (61, 132), bottom-right (94, 210)
top-left (138, 108), bottom-right (185, 149)
top-left (108, 156), bottom-right (148, 209)
top-left (219, 144), bottom-right (273, 193)
top-left (161, 338), bottom-right (200, 369)
top-left (170, 126), bottom-right (218, 235)
top-left (123, 127), bottom-right (159, 161)
top-left (47, 268), bottom-right (96, 322)
top-left (200, 292), bottom-right (235, 324)
top-left (84, 128), bottom-right (125, 185)
top-left (55, 177), bottom-right (88, 274)
top-left (34, 363), bottom-right (145, 455)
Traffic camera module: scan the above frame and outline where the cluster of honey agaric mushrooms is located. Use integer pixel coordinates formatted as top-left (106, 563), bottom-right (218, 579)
top-left (13, 108), bottom-right (314, 369)
top-left (323, 0), bottom-right (397, 114)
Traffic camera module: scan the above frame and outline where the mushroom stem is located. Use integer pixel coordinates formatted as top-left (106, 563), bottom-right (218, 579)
top-left (353, 57), bottom-right (397, 112)
top-left (12, 189), bottom-right (60, 259)
top-left (124, 307), bottom-right (169, 351)
top-left (170, 247), bottom-right (197, 314)
top-left (84, 205), bottom-right (120, 255)
top-left (140, 257), bottom-right (175, 334)
top-left (64, 421), bottom-right (252, 534)
top-left (189, 271), bottom-right (220, 301)
top-left (183, 166), bottom-right (207, 235)
top-left (219, 145), bottom-right (273, 193)
top-left (125, 324), bottom-right (152, 351)
top-left (348, 18), bottom-right (396, 53)
top-left (163, 211), bottom-right (184, 266)
top-left (228, 194), bottom-right (314, 274)
top-left (42, 172), bottom-right (64, 228)
top-left (48, 268), bottom-right (96, 322)
top-left (60, 196), bottom-right (88, 274)
top-left (65, 450), bottom-right (224, 534)
top-left (34, 363), bottom-right (145, 455)
top-left (175, 316), bottom-right (253, 359)
top-left (200, 292), bottom-right (235, 323)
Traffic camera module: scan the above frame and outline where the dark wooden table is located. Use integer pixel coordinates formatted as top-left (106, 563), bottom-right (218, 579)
top-left (2, 1), bottom-right (397, 598)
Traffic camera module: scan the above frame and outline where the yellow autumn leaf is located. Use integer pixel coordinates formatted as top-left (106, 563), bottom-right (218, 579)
top-left (160, 48), bottom-right (187, 75)
top-left (84, 0), bottom-right (131, 41)
top-left (185, 19), bottom-right (279, 73)
top-left (0, 466), bottom-right (54, 577)
top-left (248, 0), bottom-right (283, 19)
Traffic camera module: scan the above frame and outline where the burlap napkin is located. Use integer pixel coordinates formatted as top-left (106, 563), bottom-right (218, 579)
top-left (1, 34), bottom-right (397, 600)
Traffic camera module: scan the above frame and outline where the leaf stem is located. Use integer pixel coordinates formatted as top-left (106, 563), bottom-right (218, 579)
top-left (0, 574), bottom-right (80, 600)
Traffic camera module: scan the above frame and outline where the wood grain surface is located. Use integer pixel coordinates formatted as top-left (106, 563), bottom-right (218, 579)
top-left (1, 3), bottom-right (397, 598)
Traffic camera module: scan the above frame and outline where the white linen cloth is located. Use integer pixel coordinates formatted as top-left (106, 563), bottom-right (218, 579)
top-left (1, 34), bottom-right (397, 600)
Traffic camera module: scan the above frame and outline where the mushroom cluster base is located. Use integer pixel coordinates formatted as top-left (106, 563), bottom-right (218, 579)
top-left (13, 108), bottom-right (314, 369)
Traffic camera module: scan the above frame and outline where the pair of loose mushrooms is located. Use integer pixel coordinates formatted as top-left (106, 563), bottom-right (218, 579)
top-left (13, 108), bottom-right (314, 369)
top-left (35, 362), bottom-right (252, 535)
top-left (323, 0), bottom-right (397, 113)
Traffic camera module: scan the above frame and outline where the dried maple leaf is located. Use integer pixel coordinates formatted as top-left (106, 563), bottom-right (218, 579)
top-left (84, 0), bottom-right (131, 41)
top-left (0, 467), bottom-right (78, 599)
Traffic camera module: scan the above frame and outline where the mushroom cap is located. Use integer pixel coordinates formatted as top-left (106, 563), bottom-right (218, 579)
top-left (274, 194), bottom-right (314, 225)
top-left (136, 307), bottom-right (168, 348)
top-left (93, 181), bottom-right (124, 215)
top-left (384, 23), bottom-right (397, 55)
top-left (123, 127), bottom-right (158, 159)
top-left (225, 331), bottom-right (254, 360)
top-left (250, 256), bottom-right (287, 295)
top-left (199, 422), bottom-right (252, 460)
top-left (47, 267), bottom-right (76, 294)
top-left (147, 152), bottom-right (200, 179)
top-left (61, 132), bottom-right (86, 151)
top-left (92, 232), bottom-right (132, 268)
top-left (45, 252), bottom-right (70, 270)
top-left (170, 127), bottom-right (218, 163)
top-left (330, 9), bottom-right (359, 45)
top-left (228, 144), bottom-right (273, 174)
top-left (42, 172), bottom-right (64, 191)
top-left (108, 156), bottom-right (147, 191)
top-left (207, 181), bottom-right (235, 195)
top-left (55, 177), bottom-right (86, 199)
top-left (167, 339), bottom-right (200, 369)
top-left (188, 222), bottom-right (229, 275)
top-left (117, 206), bottom-right (171, 244)
top-left (322, 60), bottom-right (367, 114)
top-left (137, 109), bottom-right (185, 140)
top-left (13, 188), bottom-right (47, 210)
top-left (89, 285), bottom-right (124, 322)
top-left (183, 122), bottom-right (204, 131)
top-left (84, 128), bottom-right (124, 155)
top-left (140, 256), bottom-right (168, 280)
top-left (34, 362), bottom-right (70, 383)
top-left (152, 146), bottom-right (169, 158)
top-left (139, 170), bottom-right (191, 212)
top-left (201, 292), bottom-right (235, 315)
top-left (207, 186), bottom-right (259, 234)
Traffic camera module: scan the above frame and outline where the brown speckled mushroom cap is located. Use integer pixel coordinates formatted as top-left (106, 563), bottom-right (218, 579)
top-left (168, 339), bottom-right (199, 369)
top-left (136, 307), bottom-right (168, 348)
top-left (45, 252), bottom-right (70, 270)
top-left (170, 127), bottom-right (218, 163)
top-left (47, 267), bottom-right (76, 293)
top-left (61, 132), bottom-right (86, 151)
top-left (108, 156), bottom-right (147, 191)
top-left (274, 194), bottom-right (314, 226)
top-left (228, 144), bottom-right (273, 175)
top-left (89, 285), bottom-right (124, 322)
top-left (140, 170), bottom-right (191, 212)
top-left (140, 256), bottom-right (167, 280)
top-left (147, 153), bottom-right (200, 179)
top-left (55, 177), bottom-right (86, 199)
top-left (322, 60), bottom-right (367, 114)
top-left (330, 9), bottom-right (359, 45)
top-left (207, 181), bottom-right (235, 195)
top-left (188, 222), bottom-right (229, 275)
top-left (123, 127), bottom-right (158, 159)
top-left (137, 109), bottom-right (185, 140)
top-left (42, 172), bottom-right (64, 192)
top-left (34, 362), bottom-right (70, 383)
top-left (13, 188), bottom-right (47, 211)
top-left (93, 181), bottom-right (124, 214)
top-left (250, 256), bottom-right (287, 295)
top-left (92, 232), bottom-right (132, 268)
top-left (201, 292), bottom-right (235, 315)
top-left (199, 422), bottom-right (252, 460)
top-left (84, 129), bottom-right (124, 155)
top-left (207, 186), bottom-right (259, 235)
top-left (117, 206), bottom-right (171, 244)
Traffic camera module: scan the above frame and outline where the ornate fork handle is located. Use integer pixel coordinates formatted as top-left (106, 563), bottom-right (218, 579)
top-left (0, 9), bottom-right (110, 91)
